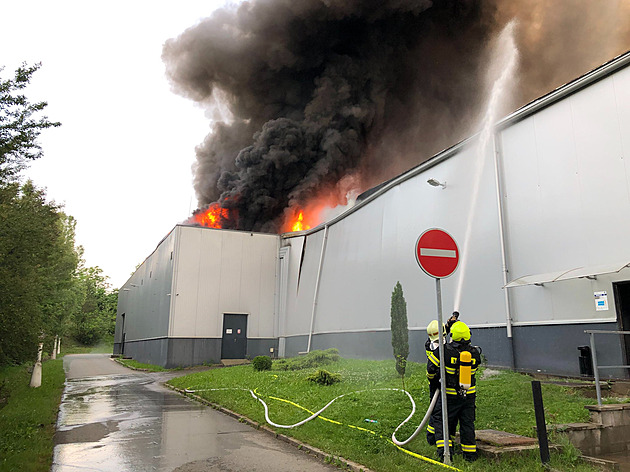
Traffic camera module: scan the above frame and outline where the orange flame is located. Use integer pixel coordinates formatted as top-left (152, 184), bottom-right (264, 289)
top-left (291, 211), bottom-right (310, 232)
top-left (193, 203), bottom-right (228, 228)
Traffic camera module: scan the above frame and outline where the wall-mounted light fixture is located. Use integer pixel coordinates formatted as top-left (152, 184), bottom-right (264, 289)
top-left (427, 178), bottom-right (446, 189)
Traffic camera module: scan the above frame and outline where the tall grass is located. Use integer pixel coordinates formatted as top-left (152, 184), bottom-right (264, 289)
top-left (168, 357), bottom-right (598, 471)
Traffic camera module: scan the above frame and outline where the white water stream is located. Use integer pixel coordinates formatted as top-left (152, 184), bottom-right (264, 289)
top-left (453, 20), bottom-right (519, 311)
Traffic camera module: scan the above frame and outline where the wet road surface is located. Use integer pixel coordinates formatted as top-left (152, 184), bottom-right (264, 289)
top-left (53, 354), bottom-right (339, 471)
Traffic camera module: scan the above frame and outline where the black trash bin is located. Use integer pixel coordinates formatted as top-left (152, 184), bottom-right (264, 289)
top-left (578, 346), bottom-right (593, 377)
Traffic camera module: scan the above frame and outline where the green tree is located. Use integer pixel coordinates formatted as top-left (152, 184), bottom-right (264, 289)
top-left (40, 214), bottom-right (83, 352)
top-left (72, 266), bottom-right (116, 345)
top-left (390, 281), bottom-right (409, 388)
top-left (0, 63), bottom-right (60, 182)
top-left (0, 181), bottom-right (67, 364)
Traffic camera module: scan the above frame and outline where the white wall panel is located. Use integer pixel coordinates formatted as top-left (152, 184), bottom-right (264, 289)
top-left (500, 65), bottom-right (630, 323)
top-left (284, 137), bottom-right (508, 340)
top-left (171, 227), bottom-right (278, 338)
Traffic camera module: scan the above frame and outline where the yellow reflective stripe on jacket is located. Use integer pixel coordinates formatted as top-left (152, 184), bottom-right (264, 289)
top-left (427, 425), bottom-right (435, 434)
top-left (436, 439), bottom-right (453, 448)
top-left (445, 366), bottom-right (456, 375)
top-left (461, 444), bottom-right (477, 452)
top-left (445, 386), bottom-right (476, 395)
top-left (428, 352), bottom-right (440, 366)
top-left (427, 372), bottom-right (436, 379)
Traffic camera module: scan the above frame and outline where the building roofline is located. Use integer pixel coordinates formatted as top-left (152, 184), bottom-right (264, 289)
top-left (282, 49), bottom-right (630, 240)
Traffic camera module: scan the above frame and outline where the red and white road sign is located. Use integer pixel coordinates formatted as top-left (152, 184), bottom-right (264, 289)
top-left (415, 229), bottom-right (459, 278)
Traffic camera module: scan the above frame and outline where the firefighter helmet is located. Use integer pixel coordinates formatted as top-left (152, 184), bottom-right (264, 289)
top-left (451, 321), bottom-right (471, 341)
top-left (427, 320), bottom-right (445, 341)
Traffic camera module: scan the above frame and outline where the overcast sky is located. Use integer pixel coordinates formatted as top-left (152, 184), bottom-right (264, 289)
top-left (2, 1), bottom-right (229, 288)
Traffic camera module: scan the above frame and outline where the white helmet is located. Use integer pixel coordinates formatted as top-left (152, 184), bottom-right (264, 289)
top-left (427, 320), bottom-right (445, 342)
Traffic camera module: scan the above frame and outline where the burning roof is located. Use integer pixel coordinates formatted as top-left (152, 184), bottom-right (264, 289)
top-left (165, 0), bottom-right (630, 234)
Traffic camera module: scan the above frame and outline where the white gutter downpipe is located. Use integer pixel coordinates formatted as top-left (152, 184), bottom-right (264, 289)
top-left (306, 224), bottom-right (329, 353)
top-left (492, 131), bottom-right (515, 368)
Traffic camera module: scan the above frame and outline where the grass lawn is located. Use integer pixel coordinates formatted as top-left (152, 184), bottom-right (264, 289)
top-left (0, 359), bottom-right (65, 472)
top-left (168, 356), bottom-right (599, 472)
top-left (115, 358), bottom-right (169, 371)
top-left (0, 336), bottom-right (113, 472)
top-left (60, 335), bottom-right (114, 355)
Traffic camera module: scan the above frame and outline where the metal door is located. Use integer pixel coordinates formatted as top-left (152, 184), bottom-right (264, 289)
top-left (614, 282), bottom-right (630, 367)
top-left (221, 314), bottom-right (248, 359)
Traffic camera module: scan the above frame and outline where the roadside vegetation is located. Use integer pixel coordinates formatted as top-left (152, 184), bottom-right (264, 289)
top-left (168, 351), bottom-right (599, 472)
top-left (0, 63), bottom-right (117, 368)
top-left (0, 359), bottom-right (65, 472)
top-left (115, 358), bottom-right (169, 372)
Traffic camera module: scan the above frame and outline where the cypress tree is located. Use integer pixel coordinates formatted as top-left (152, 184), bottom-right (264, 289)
top-left (390, 281), bottom-right (409, 386)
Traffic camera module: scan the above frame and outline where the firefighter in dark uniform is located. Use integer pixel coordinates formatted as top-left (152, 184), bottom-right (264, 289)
top-left (426, 320), bottom-right (482, 462)
top-left (425, 312), bottom-right (460, 445)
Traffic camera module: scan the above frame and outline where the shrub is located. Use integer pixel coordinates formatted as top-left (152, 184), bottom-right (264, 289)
top-left (252, 355), bottom-right (272, 371)
top-left (273, 349), bottom-right (340, 371)
top-left (306, 369), bottom-right (341, 386)
top-left (390, 281), bottom-right (409, 381)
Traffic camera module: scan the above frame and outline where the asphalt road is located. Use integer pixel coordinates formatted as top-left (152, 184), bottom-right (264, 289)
top-left (53, 354), bottom-right (340, 472)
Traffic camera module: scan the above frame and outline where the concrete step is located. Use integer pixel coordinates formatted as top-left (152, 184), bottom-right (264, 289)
top-left (475, 429), bottom-right (560, 459)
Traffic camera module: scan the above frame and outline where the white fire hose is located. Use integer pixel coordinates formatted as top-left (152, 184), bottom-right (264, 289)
top-left (185, 386), bottom-right (439, 438)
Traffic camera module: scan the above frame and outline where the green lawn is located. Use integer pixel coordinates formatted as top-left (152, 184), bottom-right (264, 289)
top-left (168, 357), bottom-right (598, 472)
top-left (0, 360), bottom-right (65, 472)
top-left (0, 336), bottom-right (113, 472)
top-left (115, 358), bottom-right (169, 371)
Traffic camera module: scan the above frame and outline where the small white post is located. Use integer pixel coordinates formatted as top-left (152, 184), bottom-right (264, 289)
top-left (57, 337), bottom-right (61, 355)
top-left (51, 336), bottom-right (58, 360)
top-left (30, 343), bottom-right (44, 388)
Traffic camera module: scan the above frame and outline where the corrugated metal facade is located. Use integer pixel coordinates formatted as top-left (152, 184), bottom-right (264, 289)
top-left (117, 52), bottom-right (630, 376)
top-left (115, 226), bottom-right (279, 367)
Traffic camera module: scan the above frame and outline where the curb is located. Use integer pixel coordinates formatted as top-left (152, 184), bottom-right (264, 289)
top-left (113, 358), bottom-right (151, 371)
top-left (164, 383), bottom-right (373, 472)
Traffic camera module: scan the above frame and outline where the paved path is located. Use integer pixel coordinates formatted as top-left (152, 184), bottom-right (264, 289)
top-left (53, 354), bottom-right (339, 472)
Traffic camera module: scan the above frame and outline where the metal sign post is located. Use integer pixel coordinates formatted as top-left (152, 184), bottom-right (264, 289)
top-left (435, 277), bottom-right (450, 464)
top-left (415, 228), bottom-right (460, 465)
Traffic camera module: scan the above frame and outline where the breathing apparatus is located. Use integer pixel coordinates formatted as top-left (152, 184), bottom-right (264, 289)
top-left (450, 321), bottom-right (472, 397)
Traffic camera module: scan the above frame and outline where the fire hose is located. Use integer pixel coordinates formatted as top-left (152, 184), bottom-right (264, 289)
top-left (184, 386), bottom-right (457, 471)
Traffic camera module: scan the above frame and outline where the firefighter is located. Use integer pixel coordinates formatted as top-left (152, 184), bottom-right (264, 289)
top-left (427, 320), bottom-right (482, 462)
top-left (425, 320), bottom-right (443, 445)
top-left (425, 312), bottom-right (460, 445)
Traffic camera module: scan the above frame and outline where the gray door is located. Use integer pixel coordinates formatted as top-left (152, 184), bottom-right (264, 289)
top-left (221, 314), bottom-right (247, 359)
top-left (614, 282), bottom-right (630, 371)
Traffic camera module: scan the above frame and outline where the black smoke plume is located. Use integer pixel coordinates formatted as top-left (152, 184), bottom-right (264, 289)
top-left (163, 0), bottom-right (630, 232)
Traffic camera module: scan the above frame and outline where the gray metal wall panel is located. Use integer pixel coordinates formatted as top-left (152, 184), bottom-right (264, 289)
top-left (115, 229), bottom-right (175, 345)
top-left (122, 338), bottom-right (169, 367)
top-left (512, 321), bottom-right (624, 378)
top-left (282, 326), bottom-right (511, 368)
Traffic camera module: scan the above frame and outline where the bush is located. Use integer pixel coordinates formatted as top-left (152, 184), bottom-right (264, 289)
top-left (306, 369), bottom-right (341, 386)
top-left (273, 349), bottom-right (340, 371)
top-left (252, 355), bottom-right (272, 371)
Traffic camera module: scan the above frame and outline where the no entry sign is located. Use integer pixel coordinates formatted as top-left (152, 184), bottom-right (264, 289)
top-left (415, 229), bottom-right (459, 278)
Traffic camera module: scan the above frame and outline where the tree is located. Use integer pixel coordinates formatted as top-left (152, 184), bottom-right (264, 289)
top-left (0, 63), bottom-right (60, 182)
top-left (40, 214), bottom-right (83, 353)
top-left (72, 266), bottom-right (116, 345)
top-left (390, 281), bottom-right (409, 388)
top-left (0, 181), bottom-right (68, 364)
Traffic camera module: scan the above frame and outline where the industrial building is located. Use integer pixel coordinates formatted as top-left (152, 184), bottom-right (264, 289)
top-left (116, 51), bottom-right (630, 377)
